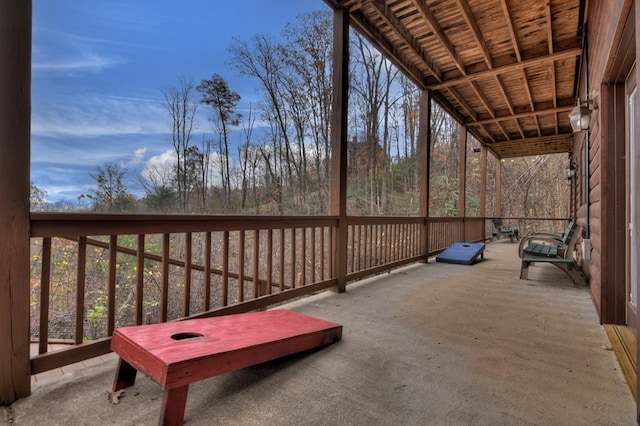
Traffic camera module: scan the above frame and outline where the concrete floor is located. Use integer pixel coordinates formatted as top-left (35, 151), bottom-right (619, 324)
top-left (4, 241), bottom-right (636, 425)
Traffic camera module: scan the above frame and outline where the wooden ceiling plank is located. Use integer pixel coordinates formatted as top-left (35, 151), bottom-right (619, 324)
top-left (368, 0), bottom-right (442, 82)
top-left (410, 0), bottom-right (466, 75)
top-left (453, 0), bottom-right (493, 69)
top-left (545, 1), bottom-right (559, 134)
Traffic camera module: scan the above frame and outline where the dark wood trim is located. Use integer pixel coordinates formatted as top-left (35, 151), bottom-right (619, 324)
top-left (496, 160), bottom-right (503, 217)
top-left (419, 90), bottom-right (431, 259)
top-left (600, 83), bottom-right (628, 325)
top-left (330, 7), bottom-right (349, 292)
top-left (458, 124), bottom-right (467, 221)
top-left (0, 0), bottom-right (32, 404)
top-left (479, 147), bottom-right (487, 217)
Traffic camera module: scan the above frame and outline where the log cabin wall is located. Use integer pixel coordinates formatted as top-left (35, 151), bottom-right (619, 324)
top-left (580, 0), bottom-right (635, 322)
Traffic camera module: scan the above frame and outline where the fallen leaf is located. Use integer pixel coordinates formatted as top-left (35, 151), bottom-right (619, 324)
top-left (602, 343), bottom-right (613, 351)
top-left (107, 389), bottom-right (125, 405)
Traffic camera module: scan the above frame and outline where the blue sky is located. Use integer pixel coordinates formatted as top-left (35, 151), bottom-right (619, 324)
top-left (31, 0), bottom-right (326, 204)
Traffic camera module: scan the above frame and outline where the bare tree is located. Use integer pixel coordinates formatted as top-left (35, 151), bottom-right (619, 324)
top-left (162, 76), bottom-right (199, 212)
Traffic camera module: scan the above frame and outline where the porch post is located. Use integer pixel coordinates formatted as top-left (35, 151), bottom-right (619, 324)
top-left (496, 159), bottom-right (503, 217)
top-left (479, 147), bottom-right (487, 217)
top-left (418, 90), bottom-right (432, 260)
top-left (635, 0), bottom-right (640, 419)
top-left (329, 6), bottom-right (349, 292)
top-left (0, 0), bottom-right (32, 403)
top-left (458, 125), bottom-right (467, 239)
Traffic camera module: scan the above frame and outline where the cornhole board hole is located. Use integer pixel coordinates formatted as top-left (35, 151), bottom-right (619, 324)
top-left (436, 242), bottom-right (485, 265)
top-left (111, 310), bottom-right (342, 426)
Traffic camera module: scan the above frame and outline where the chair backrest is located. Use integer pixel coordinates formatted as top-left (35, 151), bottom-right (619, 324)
top-left (492, 219), bottom-right (504, 229)
top-left (559, 222), bottom-right (581, 258)
top-left (560, 221), bottom-right (576, 244)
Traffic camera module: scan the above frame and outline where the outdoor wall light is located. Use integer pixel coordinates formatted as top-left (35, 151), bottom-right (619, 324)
top-left (569, 98), bottom-right (592, 132)
top-left (565, 162), bottom-right (576, 178)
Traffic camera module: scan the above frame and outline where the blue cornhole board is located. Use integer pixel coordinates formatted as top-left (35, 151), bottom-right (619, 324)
top-left (436, 242), bottom-right (485, 265)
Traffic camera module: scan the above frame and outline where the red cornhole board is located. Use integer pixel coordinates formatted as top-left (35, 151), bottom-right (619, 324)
top-left (110, 310), bottom-right (342, 426)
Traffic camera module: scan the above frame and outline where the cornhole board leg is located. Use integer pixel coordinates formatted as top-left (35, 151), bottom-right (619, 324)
top-left (110, 310), bottom-right (342, 426)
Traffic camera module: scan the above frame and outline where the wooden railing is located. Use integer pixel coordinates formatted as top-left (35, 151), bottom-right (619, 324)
top-left (29, 213), bottom-right (486, 374)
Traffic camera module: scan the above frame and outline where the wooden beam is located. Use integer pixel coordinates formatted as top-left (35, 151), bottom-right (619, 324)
top-left (467, 105), bottom-right (574, 126)
top-left (499, 0), bottom-right (521, 61)
top-left (330, 7), bottom-right (350, 292)
top-left (454, 0), bottom-right (493, 69)
top-left (0, 0), bottom-right (32, 404)
top-left (427, 47), bottom-right (582, 90)
top-left (411, 0), bottom-right (465, 75)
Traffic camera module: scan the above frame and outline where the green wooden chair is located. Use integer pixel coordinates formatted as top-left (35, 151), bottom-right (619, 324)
top-left (491, 218), bottom-right (518, 243)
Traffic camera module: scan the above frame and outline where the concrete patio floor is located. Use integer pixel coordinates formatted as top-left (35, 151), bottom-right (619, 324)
top-left (4, 241), bottom-right (636, 425)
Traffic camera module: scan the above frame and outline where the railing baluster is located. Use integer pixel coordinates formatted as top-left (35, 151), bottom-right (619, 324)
top-left (267, 229), bottom-right (273, 295)
top-left (38, 237), bottom-right (51, 354)
top-left (107, 235), bottom-right (117, 335)
top-left (239, 230), bottom-right (245, 302)
top-left (290, 228), bottom-right (296, 288)
top-left (279, 228), bottom-right (285, 292)
top-left (320, 226), bottom-right (325, 280)
top-left (253, 230), bottom-right (260, 298)
top-left (311, 227), bottom-right (316, 282)
top-left (204, 232), bottom-right (211, 311)
top-left (222, 231), bottom-right (229, 306)
top-left (300, 227), bottom-right (306, 286)
top-left (135, 234), bottom-right (144, 325)
top-left (184, 232), bottom-right (192, 317)
top-left (75, 236), bottom-right (86, 343)
top-left (161, 233), bottom-right (169, 322)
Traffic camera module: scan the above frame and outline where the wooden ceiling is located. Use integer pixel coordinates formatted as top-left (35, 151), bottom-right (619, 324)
top-left (323, 0), bottom-right (584, 159)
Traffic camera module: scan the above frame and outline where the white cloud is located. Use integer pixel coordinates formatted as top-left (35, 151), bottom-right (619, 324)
top-left (32, 94), bottom-right (169, 138)
top-left (32, 49), bottom-right (124, 73)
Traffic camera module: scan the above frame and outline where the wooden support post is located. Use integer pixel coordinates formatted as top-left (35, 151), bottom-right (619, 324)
top-left (0, 0), bottom-right (32, 403)
top-left (330, 7), bottom-right (349, 292)
top-left (635, 2), bottom-right (640, 420)
top-left (458, 125), bottom-right (467, 239)
top-left (418, 90), bottom-right (432, 259)
top-left (479, 147), bottom-right (487, 218)
top-left (496, 158), bottom-right (503, 217)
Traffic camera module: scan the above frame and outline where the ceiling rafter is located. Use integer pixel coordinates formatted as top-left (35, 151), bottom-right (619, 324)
top-left (494, 75), bottom-right (525, 138)
top-left (467, 104), bottom-right (574, 126)
top-left (545, 1), bottom-right (559, 134)
top-left (368, 0), bottom-right (442, 82)
top-left (469, 81), bottom-right (510, 140)
top-left (426, 47), bottom-right (581, 90)
top-left (410, 0), bottom-right (466, 76)
top-left (447, 86), bottom-right (477, 121)
top-left (499, 0), bottom-right (541, 136)
top-left (453, 0), bottom-right (493, 69)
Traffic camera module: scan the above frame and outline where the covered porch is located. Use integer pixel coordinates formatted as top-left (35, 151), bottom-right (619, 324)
top-left (7, 241), bottom-right (635, 425)
top-left (3, 0), bottom-right (640, 421)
